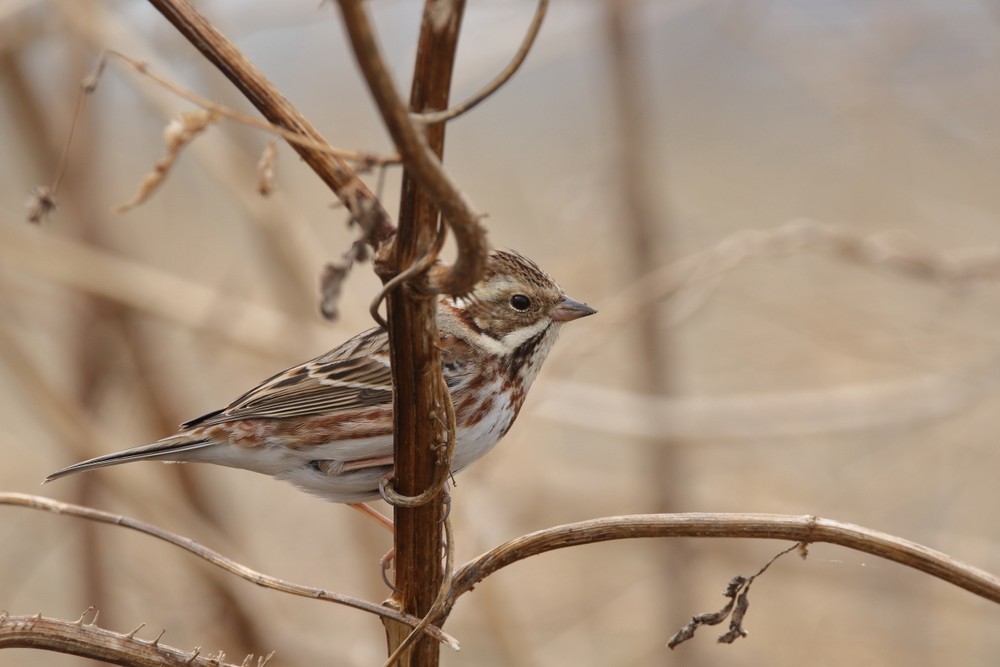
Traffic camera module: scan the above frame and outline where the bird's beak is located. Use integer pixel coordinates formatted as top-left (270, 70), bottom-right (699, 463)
top-left (551, 295), bottom-right (597, 322)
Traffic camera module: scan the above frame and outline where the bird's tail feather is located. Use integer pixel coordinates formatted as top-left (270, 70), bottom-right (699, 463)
top-left (44, 435), bottom-right (213, 483)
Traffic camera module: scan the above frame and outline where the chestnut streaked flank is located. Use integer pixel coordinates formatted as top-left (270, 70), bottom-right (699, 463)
top-left (47, 249), bottom-right (595, 503)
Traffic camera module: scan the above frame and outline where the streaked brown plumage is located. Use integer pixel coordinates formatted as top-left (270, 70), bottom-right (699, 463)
top-left (47, 249), bottom-right (595, 503)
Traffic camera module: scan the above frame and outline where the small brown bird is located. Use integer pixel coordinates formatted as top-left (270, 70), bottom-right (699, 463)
top-left (47, 249), bottom-right (595, 512)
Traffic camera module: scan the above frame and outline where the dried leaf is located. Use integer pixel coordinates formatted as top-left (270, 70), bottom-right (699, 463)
top-left (25, 186), bottom-right (56, 224)
top-left (668, 543), bottom-right (802, 649)
top-left (256, 141), bottom-right (278, 196)
top-left (319, 261), bottom-right (351, 322)
top-left (667, 577), bottom-right (743, 649)
top-left (717, 587), bottom-right (751, 643)
top-left (316, 208), bottom-right (385, 322)
top-left (115, 109), bottom-right (219, 214)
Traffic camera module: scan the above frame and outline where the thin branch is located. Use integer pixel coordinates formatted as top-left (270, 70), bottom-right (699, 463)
top-left (48, 60), bottom-right (93, 196)
top-left (337, 0), bottom-right (488, 294)
top-left (23, 46), bottom-right (95, 223)
top-left (413, 0), bottom-right (548, 125)
top-left (0, 494), bottom-right (458, 649)
top-left (145, 0), bottom-right (393, 243)
top-left (0, 325), bottom-right (284, 563)
top-left (98, 50), bottom-right (396, 167)
top-left (55, 0), bottom-right (334, 312)
top-left (441, 513), bottom-right (1000, 619)
top-left (45, 1), bottom-right (333, 332)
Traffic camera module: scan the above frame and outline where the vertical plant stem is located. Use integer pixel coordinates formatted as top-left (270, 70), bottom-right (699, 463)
top-left (383, 1), bottom-right (467, 665)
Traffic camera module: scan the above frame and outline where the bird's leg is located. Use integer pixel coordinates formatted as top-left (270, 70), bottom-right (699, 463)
top-left (348, 503), bottom-right (398, 588)
top-left (348, 502), bottom-right (394, 532)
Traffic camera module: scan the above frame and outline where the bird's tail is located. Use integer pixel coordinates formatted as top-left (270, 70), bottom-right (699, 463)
top-left (44, 435), bottom-right (213, 483)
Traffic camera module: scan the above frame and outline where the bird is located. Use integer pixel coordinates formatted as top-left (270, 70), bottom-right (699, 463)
top-left (46, 249), bottom-right (595, 518)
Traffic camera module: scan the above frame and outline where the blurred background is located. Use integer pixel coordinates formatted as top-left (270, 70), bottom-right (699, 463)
top-left (3, 0), bottom-right (1000, 665)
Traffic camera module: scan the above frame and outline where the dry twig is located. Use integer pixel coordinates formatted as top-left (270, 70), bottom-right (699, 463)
top-left (96, 50), bottom-right (395, 167)
top-left (22, 52), bottom-right (98, 223)
top-left (441, 513), bottom-right (1000, 621)
top-left (146, 0), bottom-right (394, 242)
top-left (413, 0), bottom-right (549, 125)
top-left (337, 0), bottom-right (488, 295)
top-left (0, 493), bottom-right (458, 649)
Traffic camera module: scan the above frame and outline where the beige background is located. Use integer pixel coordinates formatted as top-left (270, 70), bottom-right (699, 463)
top-left (3, 1), bottom-right (1000, 665)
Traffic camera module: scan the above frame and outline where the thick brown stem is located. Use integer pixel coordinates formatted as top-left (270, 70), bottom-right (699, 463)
top-left (374, 2), bottom-right (467, 665)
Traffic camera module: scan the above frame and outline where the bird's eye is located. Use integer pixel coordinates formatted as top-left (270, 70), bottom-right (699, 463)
top-left (509, 294), bottom-right (532, 311)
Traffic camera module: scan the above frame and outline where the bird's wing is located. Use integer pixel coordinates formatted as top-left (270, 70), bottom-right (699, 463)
top-left (183, 328), bottom-right (393, 428)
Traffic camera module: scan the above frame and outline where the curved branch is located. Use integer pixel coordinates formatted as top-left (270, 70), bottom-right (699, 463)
top-left (443, 513), bottom-right (1000, 616)
top-left (413, 0), bottom-right (549, 125)
top-left (0, 611), bottom-right (245, 666)
top-left (0, 494), bottom-right (457, 649)
top-left (337, 0), bottom-right (489, 295)
top-left (145, 0), bottom-right (393, 244)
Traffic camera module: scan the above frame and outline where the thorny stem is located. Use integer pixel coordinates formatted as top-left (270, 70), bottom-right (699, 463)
top-left (0, 610), bottom-right (252, 667)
